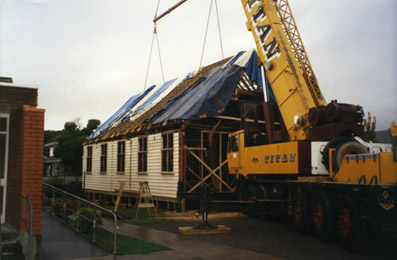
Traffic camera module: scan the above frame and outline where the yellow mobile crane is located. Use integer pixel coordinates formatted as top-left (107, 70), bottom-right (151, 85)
top-left (227, 0), bottom-right (396, 249)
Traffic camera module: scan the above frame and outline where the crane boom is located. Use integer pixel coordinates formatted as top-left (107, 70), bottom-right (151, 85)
top-left (242, 0), bottom-right (326, 140)
top-left (274, 0), bottom-right (324, 103)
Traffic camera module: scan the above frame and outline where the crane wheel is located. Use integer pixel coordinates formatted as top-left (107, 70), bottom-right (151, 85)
top-left (312, 192), bottom-right (336, 242)
top-left (238, 183), bottom-right (247, 201)
top-left (238, 183), bottom-right (258, 216)
top-left (246, 184), bottom-right (258, 202)
top-left (246, 184), bottom-right (262, 217)
top-left (257, 184), bottom-right (268, 200)
top-left (334, 141), bottom-right (367, 171)
top-left (322, 136), bottom-right (366, 172)
top-left (292, 191), bottom-right (312, 234)
top-left (337, 196), bottom-right (357, 250)
top-left (337, 195), bottom-right (363, 250)
top-left (337, 195), bottom-right (371, 251)
top-left (258, 184), bottom-right (276, 221)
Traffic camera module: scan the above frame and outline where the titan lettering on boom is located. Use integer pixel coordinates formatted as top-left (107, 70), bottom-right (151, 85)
top-left (246, 0), bottom-right (281, 61)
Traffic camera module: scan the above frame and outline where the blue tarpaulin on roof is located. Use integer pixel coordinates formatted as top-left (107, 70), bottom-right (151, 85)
top-left (265, 73), bottom-right (276, 104)
top-left (244, 50), bottom-right (263, 89)
top-left (146, 50), bottom-right (265, 124)
top-left (88, 50), bottom-right (273, 138)
top-left (86, 85), bottom-right (155, 140)
top-left (228, 50), bottom-right (263, 89)
top-left (121, 77), bottom-right (179, 122)
top-left (228, 50), bottom-right (275, 104)
top-left (225, 51), bottom-right (245, 67)
top-left (147, 64), bottom-right (243, 123)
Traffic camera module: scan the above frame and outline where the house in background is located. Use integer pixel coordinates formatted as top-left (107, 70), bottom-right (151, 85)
top-left (82, 50), bottom-right (273, 208)
top-left (0, 78), bottom-right (45, 259)
top-left (43, 142), bottom-right (61, 177)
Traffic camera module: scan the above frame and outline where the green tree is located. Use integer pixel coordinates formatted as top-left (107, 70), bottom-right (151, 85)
top-left (363, 112), bottom-right (378, 142)
top-left (53, 119), bottom-right (100, 176)
top-left (82, 119), bottom-right (101, 136)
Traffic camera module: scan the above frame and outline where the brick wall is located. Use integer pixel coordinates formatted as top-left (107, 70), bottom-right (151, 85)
top-left (7, 105), bottom-right (45, 235)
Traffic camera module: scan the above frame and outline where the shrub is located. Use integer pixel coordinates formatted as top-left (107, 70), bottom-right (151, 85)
top-left (77, 207), bottom-right (104, 233)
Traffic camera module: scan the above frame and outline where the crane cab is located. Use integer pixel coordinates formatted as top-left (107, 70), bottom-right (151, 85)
top-left (227, 130), bottom-right (311, 177)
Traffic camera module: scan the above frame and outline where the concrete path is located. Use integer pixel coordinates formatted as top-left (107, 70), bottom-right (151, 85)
top-left (76, 221), bottom-right (280, 260)
top-left (41, 210), bottom-right (279, 260)
top-left (41, 211), bottom-right (109, 260)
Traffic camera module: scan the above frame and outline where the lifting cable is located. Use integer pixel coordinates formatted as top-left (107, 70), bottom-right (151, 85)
top-left (199, 0), bottom-right (224, 70)
top-left (144, 0), bottom-right (165, 90)
top-left (214, 0), bottom-right (224, 60)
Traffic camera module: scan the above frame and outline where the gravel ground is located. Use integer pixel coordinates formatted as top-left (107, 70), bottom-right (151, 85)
top-left (143, 211), bottom-right (397, 260)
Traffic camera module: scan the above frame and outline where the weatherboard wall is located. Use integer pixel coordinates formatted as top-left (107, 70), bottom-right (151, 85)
top-left (83, 132), bottom-right (179, 199)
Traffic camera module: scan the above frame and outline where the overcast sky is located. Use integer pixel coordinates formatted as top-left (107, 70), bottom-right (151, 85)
top-left (1, 0), bottom-right (396, 131)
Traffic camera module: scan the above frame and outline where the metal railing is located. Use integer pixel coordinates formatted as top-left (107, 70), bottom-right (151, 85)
top-left (22, 195), bottom-right (33, 260)
top-left (42, 183), bottom-right (118, 254)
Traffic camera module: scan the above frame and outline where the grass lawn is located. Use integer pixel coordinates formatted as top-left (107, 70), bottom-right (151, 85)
top-left (91, 205), bottom-right (180, 254)
top-left (61, 204), bottom-right (173, 255)
top-left (94, 228), bottom-right (170, 255)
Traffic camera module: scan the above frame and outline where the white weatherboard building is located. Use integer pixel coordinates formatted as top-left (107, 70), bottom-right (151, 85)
top-left (82, 50), bottom-right (267, 205)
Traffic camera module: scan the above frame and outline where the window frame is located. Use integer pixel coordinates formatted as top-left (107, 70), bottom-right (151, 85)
top-left (86, 146), bottom-right (92, 173)
top-left (117, 141), bottom-right (126, 173)
top-left (161, 133), bottom-right (174, 173)
top-left (100, 144), bottom-right (107, 173)
top-left (137, 137), bottom-right (148, 174)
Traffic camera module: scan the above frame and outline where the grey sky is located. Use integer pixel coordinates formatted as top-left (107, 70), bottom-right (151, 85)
top-left (1, 0), bottom-right (396, 130)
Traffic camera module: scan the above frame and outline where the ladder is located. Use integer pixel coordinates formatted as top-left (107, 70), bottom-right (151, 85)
top-left (135, 181), bottom-right (158, 219)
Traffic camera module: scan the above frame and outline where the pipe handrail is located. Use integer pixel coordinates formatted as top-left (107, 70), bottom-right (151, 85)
top-left (42, 182), bottom-right (118, 254)
top-left (22, 195), bottom-right (33, 260)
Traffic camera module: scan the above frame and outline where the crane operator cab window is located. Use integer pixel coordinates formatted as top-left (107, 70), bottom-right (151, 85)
top-left (242, 103), bottom-right (258, 130)
top-left (240, 102), bottom-right (267, 147)
top-left (245, 132), bottom-right (267, 147)
top-left (228, 135), bottom-right (239, 153)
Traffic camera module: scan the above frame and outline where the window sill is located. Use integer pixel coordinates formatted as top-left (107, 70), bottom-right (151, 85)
top-left (137, 172), bottom-right (148, 175)
top-left (85, 172), bottom-right (92, 175)
top-left (100, 172), bottom-right (107, 175)
top-left (117, 172), bottom-right (125, 175)
top-left (161, 172), bottom-right (175, 175)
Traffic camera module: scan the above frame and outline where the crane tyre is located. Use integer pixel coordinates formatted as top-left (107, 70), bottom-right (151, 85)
top-left (258, 184), bottom-right (276, 221)
top-left (292, 191), bottom-right (312, 234)
top-left (246, 184), bottom-right (258, 202)
top-left (257, 184), bottom-right (268, 200)
top-left (334, 141), bottom-right (367, 171)
top-left (246, 184), bottom-right (259, 217)
top-left (238, 183), bottom-right (247, 201)
top-left (312, 192), bottom-right (336, 242)
top-left (337, 195), bottom-right (371, 251)
top-left (322, 136), bottom-right (364, 172)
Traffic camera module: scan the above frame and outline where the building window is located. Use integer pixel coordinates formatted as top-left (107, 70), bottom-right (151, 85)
top-left (161, 133), bottom-right (173, 172)
top-left (100, 144), bottom-right (107, 173)
top-left (117, 141), bottom-right (125, 172)
top-left (138, 137), bottom-right (147, 173)
top-left (86, 146), bottom-right (92, 173)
